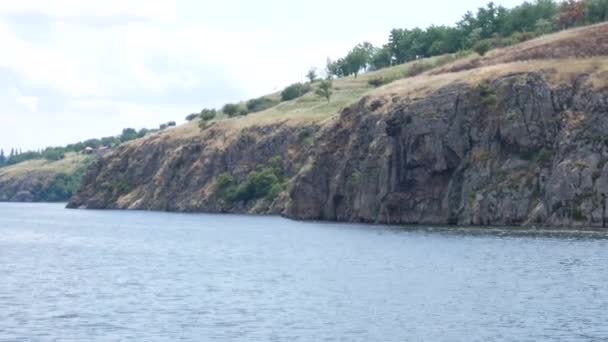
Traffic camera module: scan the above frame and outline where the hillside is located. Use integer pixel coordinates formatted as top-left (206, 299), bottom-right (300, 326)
top-left (0, 153), bottom-right (92, 202)
top-left (66, 23), bottom-right (608, 228)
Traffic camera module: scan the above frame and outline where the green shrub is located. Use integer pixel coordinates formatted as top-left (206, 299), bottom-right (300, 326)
top-left (222, 103), bottom-right (240, 117)
top-left (473, 39), bottom-right (492, 56)
top-left (215, 157), bottom-right (285, 203)
top-left (200, 108), bottom-right (216, 121)
top-left (368, 77), bottom-right (388, 87)
top-left (185, 113), bottom-right (199, 121)
top-left (246, 97), bottom-right (276, 113)
top-left (280, 83), bottom-right (311, 101)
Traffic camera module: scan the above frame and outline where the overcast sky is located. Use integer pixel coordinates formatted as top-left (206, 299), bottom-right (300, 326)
top-left (0, 0), bottom-right (524, 152)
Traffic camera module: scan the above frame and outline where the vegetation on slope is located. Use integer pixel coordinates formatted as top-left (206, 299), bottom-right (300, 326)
top-left (0, 154), bottom-right (93, 202)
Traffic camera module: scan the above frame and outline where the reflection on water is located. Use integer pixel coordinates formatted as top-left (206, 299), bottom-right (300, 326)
top-left (1, 203), bottom-right (607, 341)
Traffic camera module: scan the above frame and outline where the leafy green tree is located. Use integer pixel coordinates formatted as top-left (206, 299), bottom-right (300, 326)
top-left (137, 128), bottom-right (150, 138)
top-left (315, 80), bottom-right (333, 103)
top-left (120, 128), bottom-right (139, 142)
top-left (585, 0), bottom-right (608, 23)
top-left (200, 108), bottom-right (217, 121)
top-left (370, 46), bottom-right (393, 70)
top-left (0, 149), bottom-right (6, 166)
top-left (222, 103), bottom-right (240, 117)
top-left (306, 68), bottom-right (318, 83)
top-left (345, 44), bottom-right (372, 78)
top-left (326, 58), bottom-right (341, 79)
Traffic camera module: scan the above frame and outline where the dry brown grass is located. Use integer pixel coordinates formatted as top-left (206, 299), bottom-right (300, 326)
top-left (375, 58), bottom-right (608, 99)
top-left (434, 22), bottom-right (608, 74)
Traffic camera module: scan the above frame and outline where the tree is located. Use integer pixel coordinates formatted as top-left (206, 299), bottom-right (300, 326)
top-left (0, 149), bottom-right (5, 166)
top-left (315, 80), bottom-right (333, 103)
top-left (370, 46), bottom-right (393, 70)
top-left (222, 103), bottom-right (240, 117)
top-left (200, 108), bottom-right (217, 121)
top-left (325, 58), bottom-right (339, 79)
top-left (555, 0), bottom-right (586, 29)
top-left (120, 128), bottom-right (138, 142)
top-left (344, 44), bottom-right (372, 78)
top-left (585, 0), bottom-right (608, 23)
top-left (306, 68), bottom-right (318, 83)
top-left (185, 113), bottom-right (199, 121)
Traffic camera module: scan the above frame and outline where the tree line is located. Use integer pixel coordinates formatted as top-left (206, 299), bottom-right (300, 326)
top-left (0, 121), bottom-right (178, 168)
top-left (325, 0), bottom-right (608, 78)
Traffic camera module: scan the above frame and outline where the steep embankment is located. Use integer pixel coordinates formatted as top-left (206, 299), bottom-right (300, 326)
top-left (0, 154), bottom-right (91, 202)
top-left (69, 24), bottom-right (608, 227)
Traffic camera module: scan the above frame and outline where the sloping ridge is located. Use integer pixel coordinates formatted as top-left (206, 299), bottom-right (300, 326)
top-left (70, 24), bottom-right (608, 228)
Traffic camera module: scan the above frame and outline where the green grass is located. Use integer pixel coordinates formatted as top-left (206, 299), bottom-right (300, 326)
top-left (208, 53), bottom-right (471, 127)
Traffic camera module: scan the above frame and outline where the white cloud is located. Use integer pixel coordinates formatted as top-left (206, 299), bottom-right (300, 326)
top-left (0, 0), bottom-right (421, 151)
top-left (0, 0), bottom-right (177, 19)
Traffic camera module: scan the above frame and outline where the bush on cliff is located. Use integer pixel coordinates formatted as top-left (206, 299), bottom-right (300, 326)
top-left (215, 156), bottom-right (285, 203)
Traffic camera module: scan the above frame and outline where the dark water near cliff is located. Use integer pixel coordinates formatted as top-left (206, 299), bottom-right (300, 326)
top-left (1, 203), bottom-right (608, 341)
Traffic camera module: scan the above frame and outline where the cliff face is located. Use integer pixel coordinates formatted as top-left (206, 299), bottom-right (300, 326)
top-left (287, 72), bottom-right (608, 227)
top-left (68, 121), bottom-right (318, 213)
top-left (69, 66), bottom-right (608, 227)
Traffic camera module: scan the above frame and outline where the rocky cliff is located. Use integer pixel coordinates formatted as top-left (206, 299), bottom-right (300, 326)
top-left (287, 68), bottom-right (608, 227)
top-left (68, 24), bottom-right (608, 228)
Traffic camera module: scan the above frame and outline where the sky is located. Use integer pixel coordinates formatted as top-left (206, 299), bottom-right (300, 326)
top-left (0, 0), bottom-right (524, 152)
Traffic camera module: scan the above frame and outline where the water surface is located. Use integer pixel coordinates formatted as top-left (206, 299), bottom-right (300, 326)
top-left (1, 203), bottom-right (607, 341)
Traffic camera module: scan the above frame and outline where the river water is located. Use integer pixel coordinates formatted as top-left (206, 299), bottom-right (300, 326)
top-left (1, 203), bottom-right (607, 341)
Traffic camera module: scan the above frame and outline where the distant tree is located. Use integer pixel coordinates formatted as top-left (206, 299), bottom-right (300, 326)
top-left (315, 80), bottom-right (333, 103)
top-left (281, 83), bottom-right (311, 101)
top-left (200, 108), bottom-right (217, 121)
top-left (326, 58), bottom-right (340, 79)
top-left (137, 128), bottom-right (149, 138)
top-left (120, 128), bottom-right (139, 142)
top-left (185, 113), bottom-right (199, 121)
top-left (344, 44), bottom-right (371, 78)
top-left (306, 68), bottom-right (318, 83)
top-left (585, 0), bottom-right (608, 23)
top-left (159, 123), bottom-right (168, 130)
top-left (0, 149), bottom-right (5, 166)
top-left (370, 46), bottom-right (393, 70)
top-left (167, 121), bottom-right (176, 127)
top-left (222, 103), bottom-right (240, 117)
